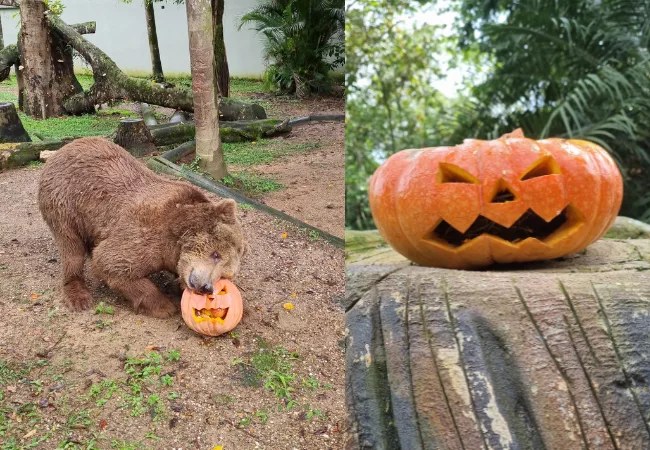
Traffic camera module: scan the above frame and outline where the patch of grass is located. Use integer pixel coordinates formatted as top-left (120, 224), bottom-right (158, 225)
top-left (221, 171), bottom-right (284, 196)
top-left (0, 360), bottom-right (30, 386)
top-left (95, 302), bottom-right (114, 315)
top-left (96, 108), bottom-right (138, 118)
top-left (164, 349), bottom-right (180, 362)
top-left (223, 140), bottom-right (320, 167)
top-left (0, 76), bottom-right (18, 88)
top-left (232, 338), bottom-right (299, 402)
top-left (230, 77), bottom-right (264, 94)
top-left (180, 156), bottom-right (202, 173)
top-left (0, 90), bottom-right (17, 103)
top-left (110, 440), bottom-right (144, 450)
top-left (238, 203), bottom-right (254, 211)
top-left (19, 113), bottom-right (121, 140)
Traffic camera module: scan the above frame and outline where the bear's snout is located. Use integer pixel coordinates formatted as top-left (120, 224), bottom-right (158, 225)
top-left (188, 270), bottom-right (213, 295)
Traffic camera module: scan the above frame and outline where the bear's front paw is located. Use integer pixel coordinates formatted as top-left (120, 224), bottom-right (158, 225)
top-left (142, 297), bottom-right (177, 319)
top-left (63, 283), bottom-right (93, 311)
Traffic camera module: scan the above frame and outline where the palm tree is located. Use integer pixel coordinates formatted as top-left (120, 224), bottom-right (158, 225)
top-left (449, 0), bottom-right (650, 221)
top-left (240, 0), bottom-right (344, 97)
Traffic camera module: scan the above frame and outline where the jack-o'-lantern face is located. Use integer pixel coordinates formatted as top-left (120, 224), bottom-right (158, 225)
top-left (181, 279), bottom-right (243, 336)
top-left (369, 129), bottom-right (623, 269)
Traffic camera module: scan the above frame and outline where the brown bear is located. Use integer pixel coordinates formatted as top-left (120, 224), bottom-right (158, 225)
top-left (38, 137), bottom-right (248, 318)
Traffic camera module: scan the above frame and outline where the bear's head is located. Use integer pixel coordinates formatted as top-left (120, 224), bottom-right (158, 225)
top-left (173, 199), bottom-right (248, 294)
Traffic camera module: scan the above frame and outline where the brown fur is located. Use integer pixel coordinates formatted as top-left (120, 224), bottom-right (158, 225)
top-left (38, 137), bottom-right (248, 318)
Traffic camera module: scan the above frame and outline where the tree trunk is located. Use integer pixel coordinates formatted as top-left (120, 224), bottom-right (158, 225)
top-left (0, 11), bottom-right (8, 82)
top-left (345, 230), bottom-right (650, 450)
top-left (144, 0), bottom-right (164, 83)
top-left (19, 5), bottom-right (91, 118)
top-left (0, 102), bottom-right (30, 142)
top-left (185, 0), bottom-right (227, 179)
top-left (19, 0), bottom-right (57, 118)
top-left (211, 0), bottom-right (229, 97)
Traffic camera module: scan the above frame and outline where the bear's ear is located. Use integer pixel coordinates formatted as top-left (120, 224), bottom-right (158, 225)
top-left (213, 199), bottom-right (237, 224)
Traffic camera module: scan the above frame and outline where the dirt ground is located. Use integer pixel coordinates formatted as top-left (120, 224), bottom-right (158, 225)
top-left (0, 166), bottom-right (346, 449)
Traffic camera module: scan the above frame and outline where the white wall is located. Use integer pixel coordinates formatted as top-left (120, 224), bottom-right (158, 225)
top-left (0, 0), bottom-right (266, 77)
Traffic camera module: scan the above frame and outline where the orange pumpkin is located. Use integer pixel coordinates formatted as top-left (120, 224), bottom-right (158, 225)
top-left (181, 279), bottom-right (243, 336)
top-left (369, 129), bottom-right (623, 269)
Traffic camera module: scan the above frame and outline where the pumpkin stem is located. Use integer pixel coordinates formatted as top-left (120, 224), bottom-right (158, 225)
top-left (502, 129), bottom-right (525, 139)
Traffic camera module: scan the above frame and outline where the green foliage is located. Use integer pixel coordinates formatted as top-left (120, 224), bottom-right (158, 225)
top-left (240, 0), bottom-right (344, 95)
top-left (450, 0), bottom-right (650, 222)
top-left (346, 0), bottom-right (450, 229)
top-left (347, 0), bottom-right (650, 227)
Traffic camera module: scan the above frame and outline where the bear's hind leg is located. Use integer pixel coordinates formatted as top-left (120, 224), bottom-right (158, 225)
top-left (56, 234), bottom-right (93, 311)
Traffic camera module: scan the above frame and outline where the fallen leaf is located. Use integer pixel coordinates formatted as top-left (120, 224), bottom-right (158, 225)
top-left (31, 293), bottom-right (39, 299)
top-left (22, 429), bottom-right (36, 439)
top-left (145, 345), bottom-right (160, 351)
top-left (99, 418), bottom-right (107, 431)
top-left (212, 446), bottom-right (223, 450)
top-left (290, 292), bottom-right (297, 298)
top-left (283, 302), bottom-right (294, 311)
top-left (328, 184), bottom-right (333, 187)
top-left (282, 232), bottom-right (288, 239)
top-left (252, 141), bottom-right (257, 144)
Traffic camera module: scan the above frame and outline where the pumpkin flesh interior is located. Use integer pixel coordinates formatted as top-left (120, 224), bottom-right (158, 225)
top-left (431, 206), bottom-right (582, 247)
top-left (191, 288), bottom-right (229, 324)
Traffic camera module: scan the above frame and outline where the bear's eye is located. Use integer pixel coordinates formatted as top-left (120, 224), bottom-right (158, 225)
top-left (210, 251), bottom-right (221, 262)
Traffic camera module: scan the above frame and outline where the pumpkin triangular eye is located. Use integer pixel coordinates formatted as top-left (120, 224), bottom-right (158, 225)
top-left (491, 181), bottom-right (516, 203)
top-left (217, 286), bottom-right (228, 295)
top-left (437, 163), bottom-right (480, 184)
top-left (521, 155), bottom-right (561, 180)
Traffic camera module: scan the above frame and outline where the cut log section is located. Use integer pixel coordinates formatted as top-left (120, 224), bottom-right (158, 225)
top-left (113, 119), bottom-right (156, 156)
top-left (346, 230), bottom-right (650, 449)
top-left (0, 102), bottom-right (30, 143)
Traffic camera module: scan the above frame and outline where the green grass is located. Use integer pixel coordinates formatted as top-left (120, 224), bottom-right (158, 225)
top-left (182, 155), bottom-right (285, 196)
top-left (19, 113), bottom-right (126, 140)
top-left (0, 74), bottom-right (137, 140)
top-left (223, 140), bottom-right (320, 166)
top-left (221, 171), bottom-right (284, 196)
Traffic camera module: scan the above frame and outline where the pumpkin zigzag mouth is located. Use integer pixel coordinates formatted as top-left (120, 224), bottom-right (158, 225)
top-left (430, 206), bottom-right (583, 247)
top-left (192, 307), bottom-right (229, 324)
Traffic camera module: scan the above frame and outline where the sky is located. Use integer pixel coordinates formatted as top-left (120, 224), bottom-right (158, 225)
top-left (401, 3), bottom-right (468, 97)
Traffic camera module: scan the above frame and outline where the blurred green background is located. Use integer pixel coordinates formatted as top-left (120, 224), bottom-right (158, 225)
top-left (346, 0), bottom-right (650, 230)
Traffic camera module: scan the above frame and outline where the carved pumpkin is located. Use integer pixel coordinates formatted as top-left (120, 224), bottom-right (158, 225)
top-left (369, 129), bottom-right (623, 269)
top-left (181, 279), bottom-right (243, 336)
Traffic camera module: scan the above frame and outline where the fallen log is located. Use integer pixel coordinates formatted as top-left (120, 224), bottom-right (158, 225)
top-left (346, 230), bottom-right (650, 449)
top-left (149, 118), bottom-right (291, 146)
top-left (47, 14), bottom-right (266, 119)
top-left (0, 139), bottom-right (74, 169)
top-left (161, 140), bottom-right (196, 162)
top-left (169, 110), bottom-right (189, 124)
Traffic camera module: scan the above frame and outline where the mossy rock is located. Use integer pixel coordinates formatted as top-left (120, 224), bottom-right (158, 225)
top-left (603, 216), bottom-right (650, 239)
